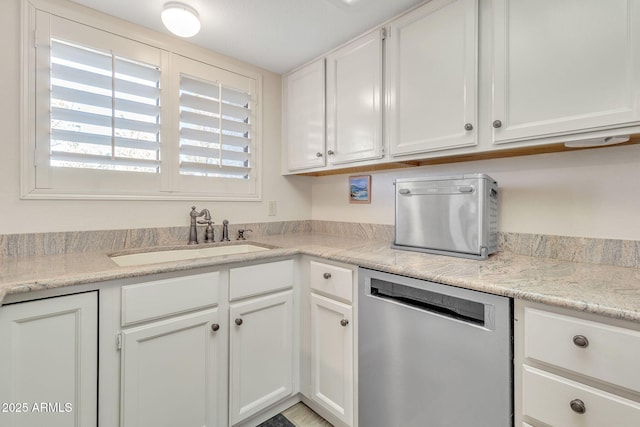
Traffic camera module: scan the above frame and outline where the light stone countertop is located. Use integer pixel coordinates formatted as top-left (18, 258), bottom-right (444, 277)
top-left (1, 233), bottom-right (640, 322)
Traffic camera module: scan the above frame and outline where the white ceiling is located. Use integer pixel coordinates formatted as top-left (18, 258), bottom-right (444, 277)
top-left (69, 0), bottom-right (425, 74)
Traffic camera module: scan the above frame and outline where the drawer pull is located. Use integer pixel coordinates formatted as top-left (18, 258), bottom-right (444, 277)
top-left (340, 319), bottom-right (349, 327)
top-left (570, 399), bottom-right (586, 414)
top-left (211, 323), bottom-right (220, 332)
top-left (572, 334), bottom-right (589, 348)
top-left (323, 272), bottom-right (332, 279)
top-left (235, 318), bottom-right (243, 326)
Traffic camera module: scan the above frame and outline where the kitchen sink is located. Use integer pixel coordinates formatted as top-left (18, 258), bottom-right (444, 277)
top-left (110, 243), bottom-right (273, 267)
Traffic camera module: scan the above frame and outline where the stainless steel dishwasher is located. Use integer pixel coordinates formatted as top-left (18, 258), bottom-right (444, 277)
top-left (358, 268), bottom-right (512, 427)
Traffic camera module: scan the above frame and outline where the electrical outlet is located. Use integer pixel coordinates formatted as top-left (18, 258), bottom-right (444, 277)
top-left (268, 201), bottom-right (277, 216)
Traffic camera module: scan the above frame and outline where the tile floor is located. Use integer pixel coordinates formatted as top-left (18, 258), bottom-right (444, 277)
top-left (281, 402), bottom-right (333, 427)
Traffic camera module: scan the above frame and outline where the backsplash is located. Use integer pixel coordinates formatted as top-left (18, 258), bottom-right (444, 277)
top-left (498, 232), bottom-right (640, 269)
top-left (0, 220), bottom-right (638, 269)
top-left (0, 221), bottom-right (312, 258)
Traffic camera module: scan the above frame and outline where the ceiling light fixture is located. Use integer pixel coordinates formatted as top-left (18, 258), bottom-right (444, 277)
top-left (161, 2), bottom-right (201, 38)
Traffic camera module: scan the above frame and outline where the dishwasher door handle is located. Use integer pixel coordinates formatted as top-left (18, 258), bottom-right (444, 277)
top-left (369, 278), bottom-right (486, 326)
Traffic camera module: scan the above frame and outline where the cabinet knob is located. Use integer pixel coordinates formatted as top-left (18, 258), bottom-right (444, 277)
top-left (572, 335), bottom-right (589, 348)
top-left (340, 319), bottom-right (349, 327)
top-left (492, 120), bottom-right (503, 128)
top-left (464, 123), bottom-right (473, 131)
top-left (235, 318), bottom-right (243, 326)
top-left (211, 323), bottom-right (220, 332)
top-left (315, 152), bottom-right (323, 157)
top-left (323, 272), bottom-right (332, 279)
top-left (327, 150), bottom-right (335, 156)
top-left (569, 399), bottom-right (586, 414)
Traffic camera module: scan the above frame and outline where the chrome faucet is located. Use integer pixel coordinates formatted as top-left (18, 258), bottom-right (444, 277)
top-left (188, 206), bottom-right (212, 245)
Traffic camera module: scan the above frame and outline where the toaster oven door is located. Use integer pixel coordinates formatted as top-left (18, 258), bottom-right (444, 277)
top-left (394, 180), bottom-right (481, 255)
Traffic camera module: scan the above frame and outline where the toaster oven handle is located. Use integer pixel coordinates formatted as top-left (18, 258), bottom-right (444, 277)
top-left (397, 186), bottom-right (475, 195)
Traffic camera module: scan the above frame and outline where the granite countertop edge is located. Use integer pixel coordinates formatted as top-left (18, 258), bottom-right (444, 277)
top-left (1, 234), bottom-right (639, 323)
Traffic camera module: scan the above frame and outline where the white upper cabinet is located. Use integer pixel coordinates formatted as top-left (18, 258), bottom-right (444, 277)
top-left (492, 0), bottom-right (640, 144)
top-left (387, 0), bottom-right (478, 156)
top-left (283, 59), bottom-right (326, 171)
top-left (326, 30), bottom-right (384, 165)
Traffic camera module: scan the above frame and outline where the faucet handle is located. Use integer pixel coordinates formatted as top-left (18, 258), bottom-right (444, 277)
top-left (237, 229), bottom-right (253, 240)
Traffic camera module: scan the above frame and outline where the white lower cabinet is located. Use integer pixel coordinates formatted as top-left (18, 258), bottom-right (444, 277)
top-left (304, 260), bottom-right (355, 427)
top-left (310, 293), bottom-right (353, 425)
top-left (515, 300), bottom-right (640, 427)
top-left (118, 271), bottom-right (224, 427)
top-left (228, 259), bottom-right (296, 425)
top-left (120, 309), bottom-right (223, 427)
top-left (229, 290), bottom-right (294, 425)
top-left (0, 292), bottom-right (98, 427)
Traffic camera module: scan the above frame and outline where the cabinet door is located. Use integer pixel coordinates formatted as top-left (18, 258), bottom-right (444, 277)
top-left (310, 293), bottom-right (353, 425)
top-left (284, 59), bottom-right (326, 171)
top-left (120, 308), bottom-right (223, 427)
top-left (492, 0), bottom-right (640, 144)
top-left (387, 0), bottom-right (478, 156)
top-left (326, 30), bottom-right (383, 164)
top-left (0, 292), bottom-right (97, 427)
top-left (229, 291), bottom-right (293, 424)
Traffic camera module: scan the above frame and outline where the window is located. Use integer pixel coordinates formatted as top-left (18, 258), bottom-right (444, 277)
top-left (50, 39), bottom-right (162, 173)
top-left (23, 3), bottom-right (261, 200)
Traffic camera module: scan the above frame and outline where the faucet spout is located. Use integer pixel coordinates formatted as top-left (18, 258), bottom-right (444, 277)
top-left (188, 206), bottom-right (210, 245)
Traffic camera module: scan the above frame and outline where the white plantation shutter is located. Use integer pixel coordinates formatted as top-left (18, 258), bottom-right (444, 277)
top-left (26, 6), bottom-right (261, 200)
top-left (179, 75), bottom-right (252, 179)
top-left (50, 40), bottom-right (161, 172)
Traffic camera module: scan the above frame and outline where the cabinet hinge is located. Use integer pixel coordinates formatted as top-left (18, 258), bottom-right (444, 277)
top-left (116, 333), bottom-right (122, 350)
top-left (381, 27), bottom-right (387, 40)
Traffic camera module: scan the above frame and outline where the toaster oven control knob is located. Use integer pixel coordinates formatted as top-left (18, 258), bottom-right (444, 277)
top-left (464, 123), bottom-right (473, 131)
top-left (492, 120), bottom-right (503, 128)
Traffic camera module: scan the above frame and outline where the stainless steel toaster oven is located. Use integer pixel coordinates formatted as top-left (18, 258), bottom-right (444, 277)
top-left (392, 174), bottom-right (498, 260)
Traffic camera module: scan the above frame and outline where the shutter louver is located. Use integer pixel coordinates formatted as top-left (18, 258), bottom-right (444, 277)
top-left (50, 40), bottom-right (161, 172)
top-left (179, 75), bottom-right (252, 180)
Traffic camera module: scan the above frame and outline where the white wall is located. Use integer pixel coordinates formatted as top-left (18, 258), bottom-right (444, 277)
top-left (0, 0), bottom-right (311, 234)
top-left (311, 144), bottom-right (640, 240)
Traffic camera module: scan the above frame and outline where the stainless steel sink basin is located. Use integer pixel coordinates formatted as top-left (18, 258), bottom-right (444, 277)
top-left (110, 244), bottom-right (272, 267)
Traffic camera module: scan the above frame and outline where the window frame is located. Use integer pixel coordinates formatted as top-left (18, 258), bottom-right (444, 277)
top-left (21, 0), bottom-right (263, 201)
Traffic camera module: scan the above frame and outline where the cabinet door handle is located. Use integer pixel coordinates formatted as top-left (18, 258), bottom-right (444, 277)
top-left (327, 150), bottom-right (335, 155)
top-left (315, 152), bottom-right (323, 157)
top-left (340, 319), bottom-right (349, 327)
top-left (572, 335), bottom-right (589, 348)
top-left (570, 399), bottom-right (586, 414)
top-left (464, 123), bottom-right (473, 131)
top-left (492, 120), bottom-right (503, 128)
top-left (235, 318), bottom-right (243, 326)
top-left (211, 323), bottom-right (220, 332)
top-left (323, 272), bottom-right (332, 279)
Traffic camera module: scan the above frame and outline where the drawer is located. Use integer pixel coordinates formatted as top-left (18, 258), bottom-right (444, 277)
top-left (523, 365), bottom-right (640, 427)
top-left (310, 260), bottom-right (353, 303)
top-left (229, 259), bottom-right (294, 300)
top-left (122, 272), bottom-right (219, 326)
top-left (524, 307), bottom-right (640, 393)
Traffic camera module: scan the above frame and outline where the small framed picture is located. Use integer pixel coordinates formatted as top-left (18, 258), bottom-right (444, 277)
top-left (349, 175), bottom-right (371, 204)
